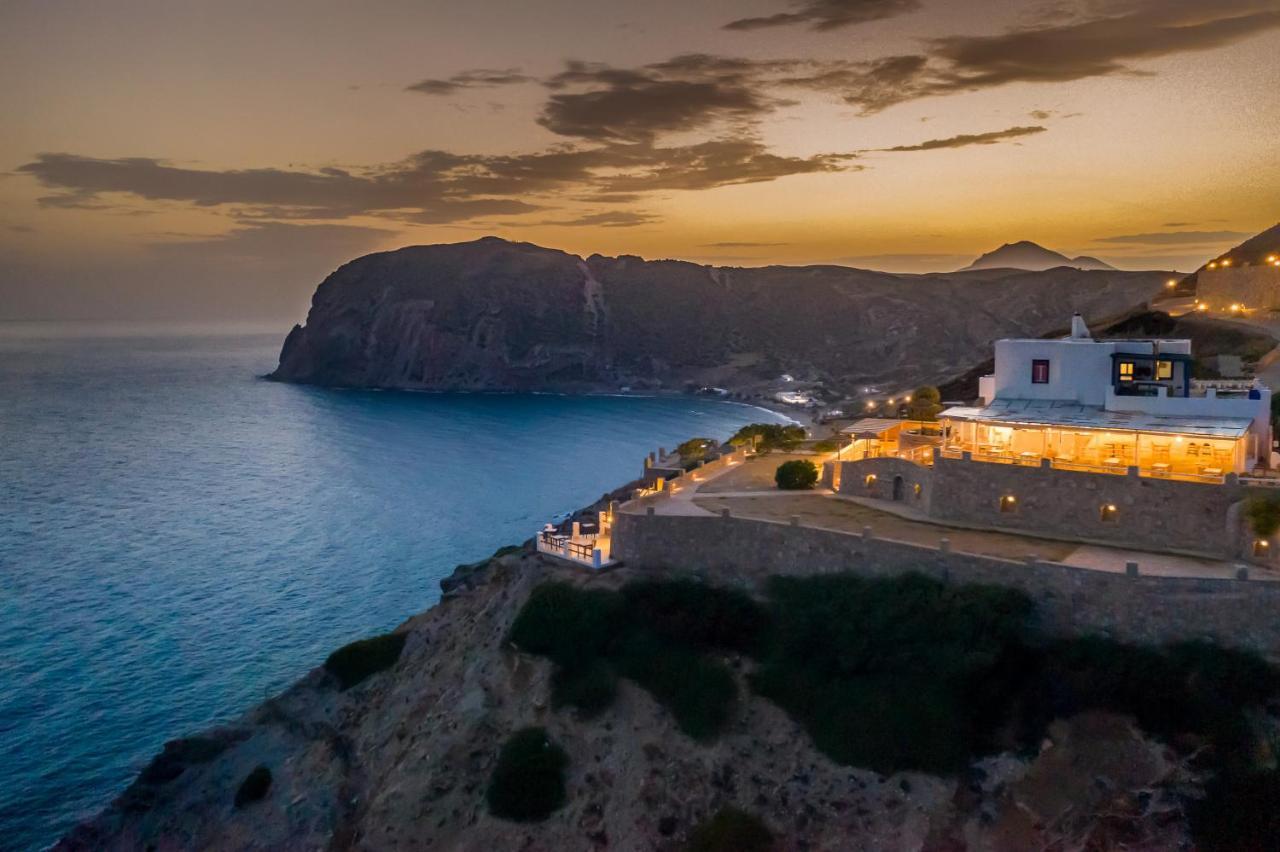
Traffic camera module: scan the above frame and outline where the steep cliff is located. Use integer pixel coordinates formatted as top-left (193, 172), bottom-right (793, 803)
top-left (271, 237), bottom-right (1170, 393)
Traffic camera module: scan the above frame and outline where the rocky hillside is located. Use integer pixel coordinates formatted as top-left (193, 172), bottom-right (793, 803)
top-left (271, 237), bottom-right (1168, 394)
top-left (60, 549), bottom-right (1270, 851)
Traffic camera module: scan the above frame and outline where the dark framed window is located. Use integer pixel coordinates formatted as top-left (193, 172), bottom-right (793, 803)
top-left (1031, 359), bottom-right (1050, 384)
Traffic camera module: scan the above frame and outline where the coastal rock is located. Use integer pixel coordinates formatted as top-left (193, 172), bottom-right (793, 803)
top-left (58, 553), bottom-right (1201, 851)
top-left (271, 237), bottom-right (1169, 394)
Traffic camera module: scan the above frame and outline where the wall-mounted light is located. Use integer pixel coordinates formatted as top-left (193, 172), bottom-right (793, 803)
top-left (1100, 503), bottom-right (1119, 523)
top-left (1255, 539), bottom-right (1271, 558)
top-left (865, 474), bottom-right (877, 487)
top-left (1000, 494), bottom-right (1017, 513)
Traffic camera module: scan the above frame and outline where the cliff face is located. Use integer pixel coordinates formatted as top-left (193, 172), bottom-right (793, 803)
top-left (271, 237), bottom-right (1170, 393)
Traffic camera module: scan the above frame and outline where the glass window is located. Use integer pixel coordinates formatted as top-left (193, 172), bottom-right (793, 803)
top-left (1031, 359), bottom-right (1050, 384)
top-left (1119, 362), bottom-right (1134, 382)
top-left (1157, 360), bottom-right (1173, 380)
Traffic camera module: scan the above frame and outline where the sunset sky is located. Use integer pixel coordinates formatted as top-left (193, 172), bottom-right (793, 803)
top-left (3, 0), bottom-right (1279, 321)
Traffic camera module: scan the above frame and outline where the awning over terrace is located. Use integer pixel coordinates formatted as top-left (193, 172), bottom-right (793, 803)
top-left (940, 400), bottom-right (1252, 440)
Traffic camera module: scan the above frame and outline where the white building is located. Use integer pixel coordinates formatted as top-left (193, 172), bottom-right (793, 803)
top-left (945, 314), bottom-right (1272, 479)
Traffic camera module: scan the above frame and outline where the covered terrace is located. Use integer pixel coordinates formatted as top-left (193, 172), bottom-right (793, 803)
top-left (939, 400), bottom-right (1257, 483)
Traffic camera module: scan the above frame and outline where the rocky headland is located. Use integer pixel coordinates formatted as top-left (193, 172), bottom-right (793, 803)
top-left (270, 237), bottom-right (1171, 396)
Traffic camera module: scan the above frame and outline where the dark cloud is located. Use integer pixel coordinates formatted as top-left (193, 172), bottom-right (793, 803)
top-left (1028, 109), bottom-right (1053, 120)
top-left (528, 210), bottom-right (661, 228)
top-left (1093, 230), bottom-right (1251, 245)
top-left (927, 2), bottom-right (1280, 91)
top-left (724, 0), bottom-right (920, 31)
top-left (538, 58), bottom-right (787, 142)
top-left (406, 68), bottom-right (531, 96)
top-left (18, 137), bottom-right (857, 225)
top-left (878, 124), bottom-right (1047, 151)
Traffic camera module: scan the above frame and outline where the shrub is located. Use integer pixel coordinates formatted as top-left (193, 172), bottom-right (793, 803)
top-left (620, 579), bottom-right (769, 655)
top-left (234, 765), bottom-right (272, 808)
top-left (1244, 495), bottom-right (1280, 538)
top-left (750, 574), bottom-right (1034, 773)
top-left (486, 728), bottom-right (569, 822)
top-left (811, 439), bottom-right (839, 453)
top-left (551, 660), bottom-right (618, 717)
top-left (676, 437), bottom-right (716, 463)
top-left (616, 634), bottom-right (737, 742)
top-left (729, 423), bottom-right (806, 451)
top-left (686, 807), bottom-right (774, 852)
top-left (324, 632), bottom-right (406, 691)
top-left (509, 583), bottom-right (623, 670)
top-left (774, 459), bottom-right (819, 490)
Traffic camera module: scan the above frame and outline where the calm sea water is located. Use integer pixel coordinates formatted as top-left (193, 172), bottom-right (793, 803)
top-left (0, 324), bottom-right (786, 850)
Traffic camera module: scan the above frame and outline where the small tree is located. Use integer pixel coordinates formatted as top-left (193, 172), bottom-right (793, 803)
top-left (676, 437), bottom-right (715, 463)
top-left (1245, 496), bottom-right (1280, 538)
top-left (730, 423), bottom-right (807, 451)
top-left (906, 386), bottom-right (943, 421)
top-left (775, 459), bottom-right (819, 490)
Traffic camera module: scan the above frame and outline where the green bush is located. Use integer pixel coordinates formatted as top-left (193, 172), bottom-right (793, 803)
top-left (617, 634), bottom-right (737, 742)
top-left (750, 574), bottom-right (1034, 773)
top-left (774, 459), bottom-right (819, 490)
top-left (551, 660), bottom-right (618, 717)
top-left (234, 765), bottom-right (272, 808)
top-left (729, 423), bottom-right (806, 451)
top-left (486, 728), bottom-right (569, 822)
top-left (676, 437), bottom-right (716, 463)
top-left (686, 807), bottom-right (774, 852)
top-left (811, 439), bottom-right (839, 453)
top-left (509, 583), bottom-right (623, 670)
top-left (511, 580), bottom-right (753, 739)
top-left (324, 632), bottom-right (407, 691)
top-left (1244, 495), bottom-right (1280, 538)
top-left (620, 579), bottom-right (769, 655)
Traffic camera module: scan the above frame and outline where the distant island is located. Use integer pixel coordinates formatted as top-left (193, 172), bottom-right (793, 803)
top-left (959, 240), bottom-right (1117, 272)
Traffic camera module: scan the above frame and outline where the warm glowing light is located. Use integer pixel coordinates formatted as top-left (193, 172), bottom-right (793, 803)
top-left (1222, 259), bottom-right (1233, 266)
top-left (904, 395), bottom-right (912, 403)
top-left (1208, 262), bottom-right (1218, 269)
top-left (1165, 279), bottom-right (1177, 288)
top-left (1230, 303), bottom-right (1242, 313)
top-left (1196, 302), bottom-right (1208, 311)
top-left (1269, 255), bottom-right (1278, 263)
top-left (866, 400), bottom-right (876, 409)
top-left (887, 398), bottom-right (895, 405)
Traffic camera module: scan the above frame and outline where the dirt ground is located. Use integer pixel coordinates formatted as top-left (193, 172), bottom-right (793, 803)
top-left (691, 493), bottom-right (1078, 562)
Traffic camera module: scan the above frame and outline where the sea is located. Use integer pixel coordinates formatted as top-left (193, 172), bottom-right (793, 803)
top-left (0, 323), bottom-right (789, 850)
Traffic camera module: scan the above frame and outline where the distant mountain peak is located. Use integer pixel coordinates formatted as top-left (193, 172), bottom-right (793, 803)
top-left (961, 241), bottom-right (1116, 272)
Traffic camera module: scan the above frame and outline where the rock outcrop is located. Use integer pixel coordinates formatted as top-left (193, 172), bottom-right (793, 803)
top-left (271, 237), bottom-right (1168, 394)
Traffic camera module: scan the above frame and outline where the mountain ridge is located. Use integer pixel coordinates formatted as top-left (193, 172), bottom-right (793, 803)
top-left (271, 237), bottom-right (1168, 397)
top-left (960, 240), bottom-right (1118, 272)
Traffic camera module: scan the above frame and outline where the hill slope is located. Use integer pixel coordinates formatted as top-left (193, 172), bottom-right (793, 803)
top-left (271, 237), bottom-right (1164, 394)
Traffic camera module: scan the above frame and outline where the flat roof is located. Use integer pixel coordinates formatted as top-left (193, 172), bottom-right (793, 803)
top-left (840, 418), bottom-right (903, 438)
top-left (940, 399), bottom-right (1252, 439)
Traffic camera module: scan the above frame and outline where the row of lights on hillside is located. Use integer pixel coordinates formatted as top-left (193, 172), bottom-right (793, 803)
top-left (1206, 255), bottom-right (1280, 269)
top-left (866, 394), bottom-right (912, 411)
top-left (1194, 301), bottom-right (1247, 313)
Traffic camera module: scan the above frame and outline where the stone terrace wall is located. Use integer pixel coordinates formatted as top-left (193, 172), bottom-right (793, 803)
top-left (927, 454), bottom-right (1245, 558)
top-left (1198, 266), bottom-right (1280, 309)
top-left (611, 511), bottom-right (1280, 659)
top-left (828, 457), bottom-right (933, 513)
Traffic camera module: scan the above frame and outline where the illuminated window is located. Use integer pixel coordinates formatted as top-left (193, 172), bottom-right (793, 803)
top-left (1031, 359), bottom-right (1050, 384)
top-left (1118, 362), bottom-right (1134, 382)
top-left (1100, 503), bottom-right (1119, 523)
top-left (1157, 360), bottom-right (1173, 380)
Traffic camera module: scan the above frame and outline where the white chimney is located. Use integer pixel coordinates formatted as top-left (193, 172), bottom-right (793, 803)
top-left (1070, 313), bottom-right (1091, 340)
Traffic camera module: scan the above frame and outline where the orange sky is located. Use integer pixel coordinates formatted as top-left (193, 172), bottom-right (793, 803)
top-left (3, 0), bottom-right (1279, 320)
